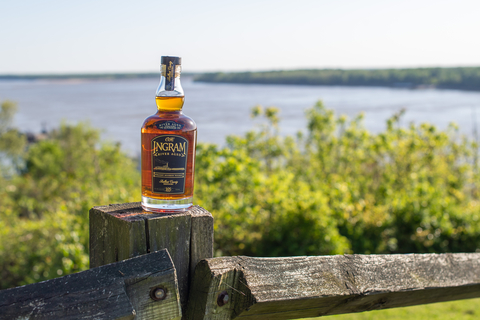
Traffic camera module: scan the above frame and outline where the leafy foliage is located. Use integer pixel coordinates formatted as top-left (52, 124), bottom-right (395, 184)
top-left (0, 100), bottom-right (139, 289)
top-left (194, 106), bottom-right (350, 257)
top-left (301, 102), bottom-right (480, 254)
top-left (196, 102), bottom-right (480, 256)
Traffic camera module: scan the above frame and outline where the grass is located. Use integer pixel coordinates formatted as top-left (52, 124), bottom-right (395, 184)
top-left (301, 298), bottom-right (480, 320)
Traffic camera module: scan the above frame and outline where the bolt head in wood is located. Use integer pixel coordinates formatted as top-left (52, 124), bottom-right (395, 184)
top-left (150, 287), bottom-right (167, 301)
top-left (217, 290), bottom-right (229, 306)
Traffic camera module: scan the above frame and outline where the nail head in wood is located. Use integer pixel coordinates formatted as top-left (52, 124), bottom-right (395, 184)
top-left (217, 290), bottom-right (229, 307)
top-left (151, 287), bottom-right (167, 301)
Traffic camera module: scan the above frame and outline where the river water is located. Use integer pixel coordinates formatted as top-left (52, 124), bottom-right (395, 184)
top-left (1, 77), bottom-right (480, 156)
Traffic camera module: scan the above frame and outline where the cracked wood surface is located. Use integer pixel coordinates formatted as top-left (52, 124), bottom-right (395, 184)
top-left (187, 253), bottom-right (480, 320)
top-left (0, 249), bottom-right (181, 320)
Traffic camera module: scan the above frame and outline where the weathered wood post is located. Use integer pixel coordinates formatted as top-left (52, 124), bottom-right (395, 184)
top-left (89, 202), bottom-right (214, 316)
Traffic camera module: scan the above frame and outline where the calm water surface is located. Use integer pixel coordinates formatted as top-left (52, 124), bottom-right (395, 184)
top-left (1, 78), bottom-right (480, 156)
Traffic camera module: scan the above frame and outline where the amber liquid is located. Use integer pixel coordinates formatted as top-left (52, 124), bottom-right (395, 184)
top-left (141, 96), bottom-right (197, 203)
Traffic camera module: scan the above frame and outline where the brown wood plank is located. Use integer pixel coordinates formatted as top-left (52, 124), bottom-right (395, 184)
top-left (187, 253), bottom-right (480, 320)
top-left (0, 249), bottom-right (181, 320)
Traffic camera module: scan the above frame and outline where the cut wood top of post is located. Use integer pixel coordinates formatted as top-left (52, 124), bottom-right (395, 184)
top-left (93, 202), bottom-right (212, 222)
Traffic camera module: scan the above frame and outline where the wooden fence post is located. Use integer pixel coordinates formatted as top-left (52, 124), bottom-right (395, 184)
top-left (89, 203), bottom-right (213, 316)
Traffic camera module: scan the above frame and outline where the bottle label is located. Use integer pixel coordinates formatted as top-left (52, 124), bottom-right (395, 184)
top-left (151, 135), bottom-right (188, 194)
top-left (155, 120), bottom-right (184, 130)
top-left (165, 61), bottom-right (175, 91)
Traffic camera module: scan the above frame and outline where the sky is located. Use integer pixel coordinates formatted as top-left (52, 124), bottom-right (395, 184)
top-left (1, 0), bottom-right (480, 74)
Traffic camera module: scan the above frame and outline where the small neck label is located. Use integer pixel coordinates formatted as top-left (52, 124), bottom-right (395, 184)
top-left (156, 120), bottom-right (184, 130)
top-left (165, 61), bottom-right (175, 91)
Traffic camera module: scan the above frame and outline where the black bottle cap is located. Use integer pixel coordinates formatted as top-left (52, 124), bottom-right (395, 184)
top-left (161, 56), bottom-right (181, 65)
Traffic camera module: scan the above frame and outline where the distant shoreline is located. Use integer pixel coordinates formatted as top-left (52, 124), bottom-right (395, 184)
top-left (193, 67), bottom-right (480, 91)
top-left (0, 72), bottom-right (197, 81)
top-left (0, 73), bottom-right (158, 80)
top-left (3, 67), bottom-right (480, 91)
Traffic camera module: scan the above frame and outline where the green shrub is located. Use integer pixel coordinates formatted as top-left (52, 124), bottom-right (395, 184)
top-left (0, 100), bottom-right (140, 289)
top-left (195, 102), bottom-right (480, 256)
top-left (0, 209), bottom-right (88, 289)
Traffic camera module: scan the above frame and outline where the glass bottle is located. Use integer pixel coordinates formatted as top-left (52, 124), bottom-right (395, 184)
top-left (141, 56), bottom-right (197, 212)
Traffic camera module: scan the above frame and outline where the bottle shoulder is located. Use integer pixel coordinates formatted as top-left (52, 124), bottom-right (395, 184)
top-left (142, 112), bottom-right (196, 131)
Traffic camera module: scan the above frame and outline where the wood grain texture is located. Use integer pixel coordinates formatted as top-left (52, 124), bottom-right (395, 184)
top-left (89, 202), bottom-right (147, 268)
top-left (0, 249), bottom-right (181, 320)
top-left (189, 206), bottom-right (214, 283)
top-left (187, 253), bottom-right (480, 320)
top-left (147, 211), bottom-right (192, 312)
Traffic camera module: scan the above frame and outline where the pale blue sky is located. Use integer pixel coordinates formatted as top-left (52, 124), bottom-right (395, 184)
top-left (1, 0), bottom-right (479, 74)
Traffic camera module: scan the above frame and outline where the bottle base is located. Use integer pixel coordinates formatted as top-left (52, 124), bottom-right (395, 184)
top-left (141, 195), bottom-right (193, 213)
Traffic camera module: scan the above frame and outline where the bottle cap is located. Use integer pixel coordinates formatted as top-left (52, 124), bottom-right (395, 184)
top-left (161, 56), bottom-right (181, 65)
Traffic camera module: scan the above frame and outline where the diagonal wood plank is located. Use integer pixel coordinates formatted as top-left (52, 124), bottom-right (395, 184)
top-left (0, 249), bottom-right (181, 320)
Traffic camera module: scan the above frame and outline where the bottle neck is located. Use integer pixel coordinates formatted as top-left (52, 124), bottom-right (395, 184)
top-left (156, 64), bottom-right (184, 112)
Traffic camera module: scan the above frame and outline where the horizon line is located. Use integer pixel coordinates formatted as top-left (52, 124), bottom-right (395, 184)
top-left (2, 65), bottom-right (480, 78)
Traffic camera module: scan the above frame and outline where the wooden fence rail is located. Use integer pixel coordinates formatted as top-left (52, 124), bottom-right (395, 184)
top-left (1, 202), bottom-right (480, 320)
top-left (187, 253), bottom-right (480, 319)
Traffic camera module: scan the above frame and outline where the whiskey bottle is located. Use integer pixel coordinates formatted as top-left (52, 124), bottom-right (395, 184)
top-left (141, 56), bottom-right (197, 212)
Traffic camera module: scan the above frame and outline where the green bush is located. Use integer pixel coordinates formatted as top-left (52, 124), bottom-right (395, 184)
top-left (302, 102), bottom-right (480, 254)
top-left (0, 100), bottom-right (140, 289)
top-left (194, 106), bottom-right (350, 257)
top-left (0, 209), bottom-right (88, 288)
top-left (196, 102), bottom-right (480, 256)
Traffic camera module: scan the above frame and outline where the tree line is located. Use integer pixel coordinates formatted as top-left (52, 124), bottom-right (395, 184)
top-left (194, 67), bottom-right (480, 91)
